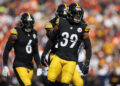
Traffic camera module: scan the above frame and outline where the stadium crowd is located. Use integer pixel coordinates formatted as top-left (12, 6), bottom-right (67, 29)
top-left (0, 0), bottom-right (120, 86)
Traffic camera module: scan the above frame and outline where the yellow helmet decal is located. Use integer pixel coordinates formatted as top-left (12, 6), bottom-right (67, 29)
top-left (27, 12), bottom-right (32, 21)
top-left (76, 3), bottom-right (80, 8)
top-left (64, 4), bottom-right (68, 12)
top-left (76, 3), bottom-right (80, 10)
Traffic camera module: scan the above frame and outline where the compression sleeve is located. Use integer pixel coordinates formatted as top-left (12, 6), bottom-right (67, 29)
top-left (33, 44), bottom-right (41, 67)
top-left (3, 38), bottom-right (14, 65)
top-left (33, 33), bottom-right (41, 67)
top-left (83, 37), bottom-right (92, 61)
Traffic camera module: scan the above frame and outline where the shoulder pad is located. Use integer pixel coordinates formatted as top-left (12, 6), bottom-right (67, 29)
top-left (45, 22), bottom-right (53, 29)
top-left (10, 28), bottom-right (18, 35)
top-left (56, 18), bottom-right (59, 25)
top-left (84, 25), bottom-right (90, 32)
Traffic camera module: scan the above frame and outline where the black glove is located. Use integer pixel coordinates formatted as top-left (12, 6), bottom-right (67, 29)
top-left (81, 60), bottom-right (90, 75)
top-left (41, 55), bottom-right (48, 67)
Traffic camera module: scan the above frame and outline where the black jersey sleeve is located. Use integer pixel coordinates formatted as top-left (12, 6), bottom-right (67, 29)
top-left (45, 17), bottom-right (58, 38)
top-left (83, 37), bottom-right (92, 61)
top-left (42, 26), bottom-right (59, 57)
top-left (3, 38), bottom-right (14, 65)
top-left (33, 32), bottom-right (41, 67)
top-left (50, 17), bottom-right (58, 27)
top-left (3, 28), bottom-right (18, 65)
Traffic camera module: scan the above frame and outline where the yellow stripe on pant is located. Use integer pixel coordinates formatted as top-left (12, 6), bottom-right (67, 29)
top-left (48, 54), bottom-right (76, 84)
top-left (15, 67), bottom-right (33, 86)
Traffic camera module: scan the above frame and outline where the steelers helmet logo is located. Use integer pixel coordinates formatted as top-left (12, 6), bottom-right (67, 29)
top-left (33, 34), bottom-right (36, 39)
top-left (27, 12), bottom-right (32, 21)
top-left (77, 27), bottom-right (82, 33)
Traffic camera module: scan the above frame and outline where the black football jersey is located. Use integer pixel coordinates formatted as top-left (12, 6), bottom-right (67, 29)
top-left (55, 17), bottom-right (90, 61)
top-left (12, 27), bottom-right (38, 69)
top-left (48, 17), bottom-right (59, 54)
top-left (50, 17), bottom-right (58, 27)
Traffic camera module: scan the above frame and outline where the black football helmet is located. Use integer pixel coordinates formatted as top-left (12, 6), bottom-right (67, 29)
top-left (67, 3), bottom-right (84, 23)
top-left (56, 4), bottom-right (68, 18)
top-left (20, 12), bottom-right (35, 33)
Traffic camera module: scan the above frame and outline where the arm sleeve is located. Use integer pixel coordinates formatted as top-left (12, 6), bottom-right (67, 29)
top-left (83, 37), bottom-right (92, 61)
top-left (3, 37), bottom-right (14, 65)
top-left (42, 29), bottom-right (59, 57)
top-left (33, 35), bottom-right (41, 67)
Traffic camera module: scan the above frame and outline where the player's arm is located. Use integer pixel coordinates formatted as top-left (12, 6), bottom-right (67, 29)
top-left (33, 34), bottom-right (41, 68)
top-left (41, 18), bottom-right (59, 66)
top-left (33, 32), bottom-right (42, 76)
top-left (83, 25), bottom-right (92, 61)
top-left (83, 37), bottom-right (92, 62)
top-left (3, 28), bottom-right (17, 66)
top-left (41, 24), bottom-right (59, 66)
top-left (2, 28), bottom-right (17, 77)
top-left (82, 26), bottom-right (92, 74)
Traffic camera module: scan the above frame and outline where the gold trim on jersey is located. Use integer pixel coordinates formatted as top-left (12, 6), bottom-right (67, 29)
top-left (85, 26), bottom-right (90, 32)
top-left (10, 28), bottom-right (18, 35)
top-left (45, 22), bottom-right (53, 29)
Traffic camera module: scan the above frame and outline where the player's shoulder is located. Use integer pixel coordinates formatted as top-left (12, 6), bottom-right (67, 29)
top-left (81, 22), bottom-right (90, 32)
top-left (9, 27), bottom-right (18, 41)
top-left (45, 22), bottom-right (53, 29)
top-left (10, 27), bottom-right (19, 35)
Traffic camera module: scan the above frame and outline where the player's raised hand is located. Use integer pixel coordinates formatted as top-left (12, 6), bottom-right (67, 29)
top-left (2, 66), bottom-right (10, 77)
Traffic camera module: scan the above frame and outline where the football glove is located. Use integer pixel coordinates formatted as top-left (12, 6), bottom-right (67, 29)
top-left (2, 66), bottom-right (10, 77)
top-left (41, 55), bottom-right (48, 67)
top-left (81, 60), bottom-right (90, 75)
top-left (36, 68), bottom-right (42, 76)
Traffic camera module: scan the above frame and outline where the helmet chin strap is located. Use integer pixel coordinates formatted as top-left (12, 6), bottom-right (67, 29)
top-left (24, 28), bottom-right (32, 33)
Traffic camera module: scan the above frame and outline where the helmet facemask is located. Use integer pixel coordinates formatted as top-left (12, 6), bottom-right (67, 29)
top-left (73, 10), bottom-right (83, 23)
top-left (67, 3), bottom-right (84, 24)
top-left (24, 19), bottom-right (34, 33)
top-left (20, 13), bottom-right (34, 33)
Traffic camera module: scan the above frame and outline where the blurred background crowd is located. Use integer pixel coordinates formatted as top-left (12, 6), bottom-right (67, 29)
top-left (0, 0), bottom-right (120, 86)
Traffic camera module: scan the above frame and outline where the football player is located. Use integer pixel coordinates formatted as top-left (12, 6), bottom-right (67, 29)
top-left (2, 13), bottom-right (42, 86)
top-left (42, 3), bottom-right (92, 86)
top-left (44, 4), bottom-right (84, 86)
